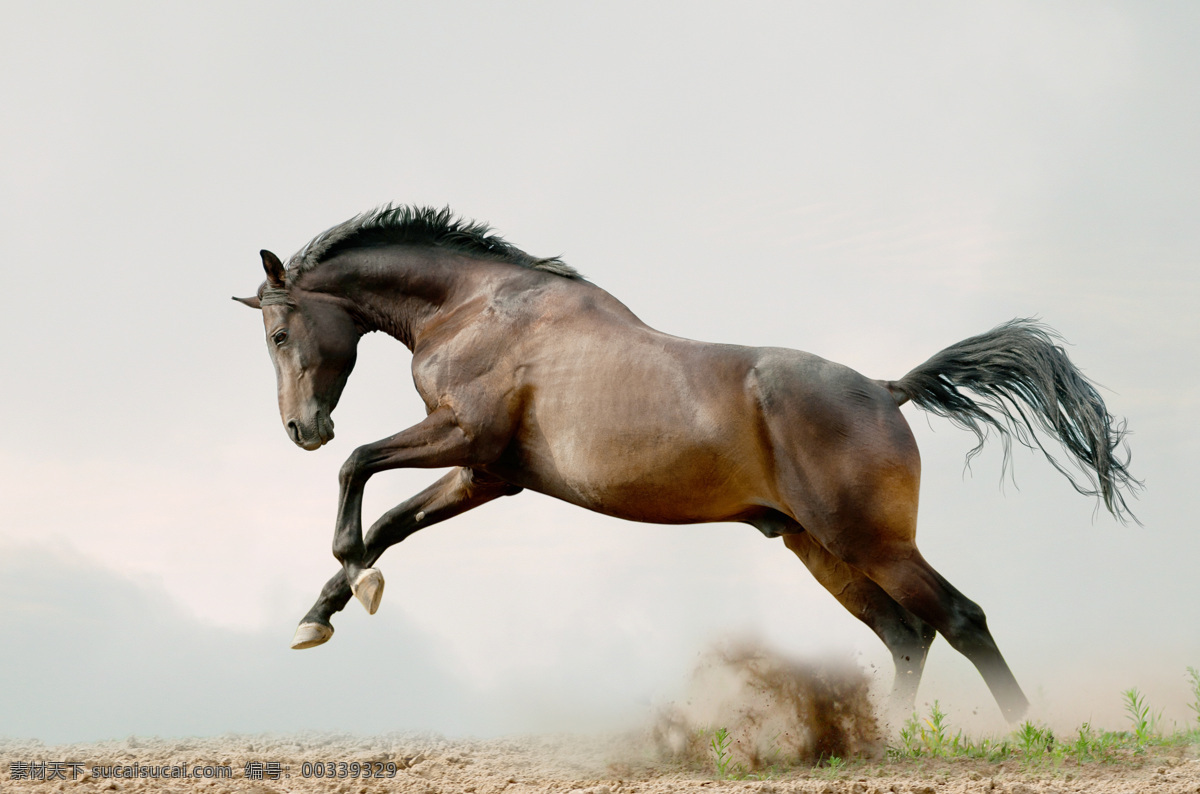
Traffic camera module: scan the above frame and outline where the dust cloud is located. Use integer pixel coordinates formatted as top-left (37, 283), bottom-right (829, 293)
top-left (648, 641), bottom-right (883, 771)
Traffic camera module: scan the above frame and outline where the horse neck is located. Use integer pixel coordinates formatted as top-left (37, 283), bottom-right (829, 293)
top-left (295, 246), bottom-right (498, 349)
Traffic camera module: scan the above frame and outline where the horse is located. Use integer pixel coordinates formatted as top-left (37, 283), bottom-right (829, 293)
top-left (235, 205), bottom-right (1138, 721)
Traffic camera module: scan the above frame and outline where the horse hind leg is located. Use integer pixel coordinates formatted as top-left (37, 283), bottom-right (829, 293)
top-left (776, 444), bottom-right (1027, 717)
top-left (774, 525), bottom-right (936, 715)
top-left (847, 541), bottom-right (1030, 722)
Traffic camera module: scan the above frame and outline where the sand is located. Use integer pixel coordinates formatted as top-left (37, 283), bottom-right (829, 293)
top-left (2, 730), bottom-right (1198, 794)
top-left (4, 647), bottom-right (1196, 793)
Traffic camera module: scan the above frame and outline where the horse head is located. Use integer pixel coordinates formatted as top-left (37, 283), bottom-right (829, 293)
top-left (234, 250), bottom-right (359, 450)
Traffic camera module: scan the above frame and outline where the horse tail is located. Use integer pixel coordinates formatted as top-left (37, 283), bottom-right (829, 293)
top-left (884, 318), bottom-right (1140, 522)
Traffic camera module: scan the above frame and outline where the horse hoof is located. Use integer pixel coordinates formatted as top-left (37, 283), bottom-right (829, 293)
top-left (351, 568), bottom-right (385, 615)
top-left (290, 621), bottom-right (333, 650)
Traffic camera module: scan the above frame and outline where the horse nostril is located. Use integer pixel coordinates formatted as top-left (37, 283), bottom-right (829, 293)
top-left (286, 420), bottom-right (300, 443)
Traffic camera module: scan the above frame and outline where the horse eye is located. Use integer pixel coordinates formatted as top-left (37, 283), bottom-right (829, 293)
top-left (273, 330), bottom-right (288, 346)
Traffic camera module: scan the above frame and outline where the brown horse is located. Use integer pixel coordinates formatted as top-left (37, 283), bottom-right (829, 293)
top-left (235, 205), bottom-right (1137, 721)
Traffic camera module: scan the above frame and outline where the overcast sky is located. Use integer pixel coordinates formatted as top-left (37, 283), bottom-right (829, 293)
top-left (2, 2), bottom-right (1198, 744)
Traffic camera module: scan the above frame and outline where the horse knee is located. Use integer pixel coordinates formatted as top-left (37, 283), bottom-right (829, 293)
top-left (339, 449), bottom-right (366, 489)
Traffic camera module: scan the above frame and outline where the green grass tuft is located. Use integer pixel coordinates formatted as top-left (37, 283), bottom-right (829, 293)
top-left (709, 726), bottom-right (736, 779)
top-left (1187, 667), bottom-right (1200, 731)
top-left (1121, 687), bottom-right (1160, 749)
top-left (1015, 720), bottom-right (1054, 759)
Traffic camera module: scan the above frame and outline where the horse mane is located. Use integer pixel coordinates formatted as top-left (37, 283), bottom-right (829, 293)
top-left (286, 204), bottom-right (582, 282)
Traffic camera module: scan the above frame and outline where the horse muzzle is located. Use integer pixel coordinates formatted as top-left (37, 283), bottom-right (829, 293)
top-left (285, 410), bottom-right (335, 450)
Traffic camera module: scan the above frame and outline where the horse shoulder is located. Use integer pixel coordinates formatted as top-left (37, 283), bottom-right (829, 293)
top-left (407, 330), bottom-right (530, 460)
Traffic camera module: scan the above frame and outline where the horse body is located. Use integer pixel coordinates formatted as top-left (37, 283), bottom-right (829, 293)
top-left (237, 205), bottom-right (1138, 722)
top-left (394, 254), bottom-right (910, 530)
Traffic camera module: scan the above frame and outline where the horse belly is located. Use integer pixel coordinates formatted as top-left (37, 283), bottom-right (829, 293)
top-left (550, 432), bottom-right (766, 523)
top-left (505, 371), bottom-right (771, 523)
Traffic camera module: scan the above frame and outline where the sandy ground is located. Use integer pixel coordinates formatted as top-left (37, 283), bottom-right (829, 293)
top-left (5, 649), bottom-right (1197, 793)
top-left (2, 731), bottom-right (1199, 794)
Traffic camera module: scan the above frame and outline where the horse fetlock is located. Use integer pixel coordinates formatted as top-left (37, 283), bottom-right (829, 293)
top-left (331, 535), bottom-right (365, 563)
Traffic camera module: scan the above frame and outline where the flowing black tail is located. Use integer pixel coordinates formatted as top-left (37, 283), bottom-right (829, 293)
top-left (888, 319), bottom-right (1140, 522)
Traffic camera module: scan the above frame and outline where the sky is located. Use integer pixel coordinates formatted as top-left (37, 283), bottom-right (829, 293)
top-left (1, 2), bottom-right (1198, 744)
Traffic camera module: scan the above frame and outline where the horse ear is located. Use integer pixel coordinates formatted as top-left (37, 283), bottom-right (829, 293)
top-left (261, 249), bottom-right (286, 288)
top-left (232, 295), bottom-right (262, 309)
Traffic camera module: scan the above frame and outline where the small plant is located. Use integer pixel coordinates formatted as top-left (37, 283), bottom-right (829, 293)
top-left (1015, 721), bottom-right (1052, 755)
top-left (1122, 687), bottom-right (1157, 748)
top-left (1072, 722), bottom-right (1096, 763)
top-left (1091, 727), bottom-right (1125, 763)
top-left (1014, 720), bottom-right (1054, 763)
top-left (922, 700), bottom-right (952, 756)
top-left (966, 736), bottom-right (1013, 762)
top-left (821, 755), bottom-right (845, 778)
top-left (891, 712), bottom-right (923, 758)
top-left (710, 727), bottom-right (735, 779)
top-left (1187, 667), bottom-right (1200, 730)
top-left (888, 701), bottom-right (969, 758)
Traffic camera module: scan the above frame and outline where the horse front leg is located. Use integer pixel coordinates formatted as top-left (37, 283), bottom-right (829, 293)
top-left (291, 466), bottom-right (521, 649)
top-left (332, 406), bottom-right (479, 615)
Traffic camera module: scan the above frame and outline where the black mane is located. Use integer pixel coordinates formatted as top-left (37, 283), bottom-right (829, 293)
top-left (286, 204), bottom-right (581, 281)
